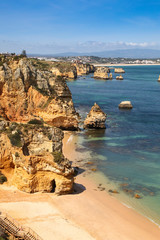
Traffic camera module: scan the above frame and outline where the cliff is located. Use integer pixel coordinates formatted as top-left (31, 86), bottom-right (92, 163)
top-left (0, 120), bottom-right (74, 194)
top-left (84, 103), bottom-right (107, 129)
top-left (94, 67), bottom-right (110, 79)
top-left (51, 62), bottom-right (77, 79)
top-left (74, 63), bottom-right (95, 75)
top-left (0, 57), bottom-right (79, 130)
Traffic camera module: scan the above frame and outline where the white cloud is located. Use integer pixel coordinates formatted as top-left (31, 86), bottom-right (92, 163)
top-left (0, 39), bottom-right (159, 54)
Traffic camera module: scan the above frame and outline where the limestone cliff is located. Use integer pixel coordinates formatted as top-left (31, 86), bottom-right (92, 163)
top-left (84, 103), bottom-right (107, 129)
top-left (0, 57), bottom-right (79, 130)
top-left (0, 120), bottom-right (74, 194)
top-left (51, 62), bottom-right (77, 79)
top-left (94, 67), bottom-right (110, 79)
top-left (74, 63), bottom-right (95, 75)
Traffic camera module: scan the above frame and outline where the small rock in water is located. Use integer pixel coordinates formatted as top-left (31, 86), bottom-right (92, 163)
top-left (119, 101), bottom-right (133, 109)
top-left (134, 194), bottom-right (141, 199)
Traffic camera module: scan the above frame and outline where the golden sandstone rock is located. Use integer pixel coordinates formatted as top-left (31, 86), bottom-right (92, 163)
top-left (94, 67), bottom-right (110, 79)
top-left (74, 63), bottom-right (95, 75)
top-left (116, 75), bottom-right (123, 80)
top-left (84, 103), bottom-right (107, 129)
top-left (0, 120), bottom-right (74, 194)
top-left (0, 58), bottom-right (79, 130)
top-left (119, 101), bottom-right (133, 109)
top-left (114, 68), bottom-right (125, 73)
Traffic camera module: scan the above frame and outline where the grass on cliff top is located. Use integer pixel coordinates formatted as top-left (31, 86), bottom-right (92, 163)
top-left (52, 62), bottom-right (75, 73)
top-left (0, 172), bottom-right (7, 184)
top-left (30, 58), bottom-right (51, 71)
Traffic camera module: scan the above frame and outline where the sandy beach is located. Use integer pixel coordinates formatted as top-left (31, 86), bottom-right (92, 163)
top-left (0, 131), bottom-right (160, 240)
top-left (93, 63), bottom-right (160, 67)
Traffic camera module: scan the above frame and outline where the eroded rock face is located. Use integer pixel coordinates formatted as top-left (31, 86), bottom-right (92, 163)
top-left (0, 58), bottom-right (78, 130)
top-left (0, 120), bottom-right (74, 194)
top-left (84, 103), bottom-right (107, 129)
top-left (119, 101), bottom-right (133, 109)
top-left (114, 68), bottom-right (125, 73)
top-left (51, 63), bottom-right (77, 79)
top-left (94, 67), bottom-right (110, 79)
top-left (74, 63), bottom-right (95, 75)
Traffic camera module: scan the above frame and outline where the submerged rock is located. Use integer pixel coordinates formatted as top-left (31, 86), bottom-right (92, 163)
top-left (119, 101), bottom-right (133, 109)
top-left (94, 67), bottom-right (110, 79)
top-left (84, 103), bottom-right (107, 129)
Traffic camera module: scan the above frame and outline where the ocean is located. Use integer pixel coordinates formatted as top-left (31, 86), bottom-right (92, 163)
top-left (67, 66), bottom-right (160, 225)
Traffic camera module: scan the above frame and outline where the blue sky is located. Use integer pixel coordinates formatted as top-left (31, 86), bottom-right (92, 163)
top-left (0, 0), bottom-right (160, 54)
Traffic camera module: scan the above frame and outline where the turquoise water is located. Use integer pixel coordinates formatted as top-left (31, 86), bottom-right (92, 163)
top-left (67, 66), bottom-right (160, 225)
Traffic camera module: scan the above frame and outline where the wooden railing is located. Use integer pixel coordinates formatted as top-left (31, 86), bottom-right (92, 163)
top-left (0, 211), bottom-right (43, 240)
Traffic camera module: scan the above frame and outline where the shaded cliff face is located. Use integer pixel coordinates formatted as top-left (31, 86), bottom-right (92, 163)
top-left (0, 58), bottom-right (78, 130)
top-left (0, 120), bottom-right (74, 194)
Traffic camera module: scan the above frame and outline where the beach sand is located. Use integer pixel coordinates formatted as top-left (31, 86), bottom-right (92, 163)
top-left (0, 131), bottom-right (160, 240)
top-left (93, 63), bottom-right (160, 67)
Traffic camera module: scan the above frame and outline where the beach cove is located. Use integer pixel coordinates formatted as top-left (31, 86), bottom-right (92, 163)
top-left (0, 131), bottom-right (160, 240)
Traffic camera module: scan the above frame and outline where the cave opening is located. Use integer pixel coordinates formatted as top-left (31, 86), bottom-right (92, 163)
top-left (51, 179), bottom-right (56, 193)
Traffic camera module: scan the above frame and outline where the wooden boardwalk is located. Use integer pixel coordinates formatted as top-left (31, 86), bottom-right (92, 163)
top-left (0, 211), bottom-right (43, 240)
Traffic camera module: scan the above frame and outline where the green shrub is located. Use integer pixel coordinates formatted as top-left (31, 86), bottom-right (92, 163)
top-left (15, 152), bottom-right (20, 157)
top-left (52, 152), bottom-right (63, 164)
top-left (28, 119), bottom-right (43, 125)
top-left (8, 132), bottom-right (22, 147)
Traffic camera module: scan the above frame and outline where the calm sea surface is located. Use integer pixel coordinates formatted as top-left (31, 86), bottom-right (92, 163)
top-left (67, 66), bottom-right (160, 225)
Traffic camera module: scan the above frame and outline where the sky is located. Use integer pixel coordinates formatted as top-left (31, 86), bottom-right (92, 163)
top-left (0, 0), bottom-right (160, 54)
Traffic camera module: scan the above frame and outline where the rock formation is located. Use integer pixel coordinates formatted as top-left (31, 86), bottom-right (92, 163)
top-left (84, 103), bottom-right (107, 129)
top-left (94, 67), bottom-right (110, 79)
top-left (116, 75), bottom-right (123, 80)
top-left (74, 63), bottom-right (95, 75)
top-left (158, 75), bottom-right (160, 82)
top-left (119, 101), bottom-right (133, 109)
top-left (109, 73), bottom-right (113, 79)
top-left (0, 120), bottom-right (74, 194)
top-left (114, 68), bottom-right (125, 73)
top-left (0, 57), bottom-right (79, 130)
top-left (51, 62), bottom-right (77, 79)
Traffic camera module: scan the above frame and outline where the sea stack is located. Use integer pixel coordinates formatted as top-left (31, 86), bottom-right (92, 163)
top-left (158, 75), bottom-right (160, 82)
top-left (109, 73), bottom-right (113, 79)
top-left (94, 67), bottom-right (110, 79)
top-left (116, 75), bottom-right (123, 80)
top-left (84, 103), bottom-right (107, 129)
top-left (119, 101), bottom-right (133, 109)
top-left (115, 68), bottom-right (125, 73)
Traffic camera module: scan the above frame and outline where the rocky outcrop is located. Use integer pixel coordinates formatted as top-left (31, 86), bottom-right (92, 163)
top-left (119, 101), bottom-right (133, 109)
top-left (84, 103), bottom-right (107, 129)
top-left (109, 73), bottom-right (113, 79)
top-left (158, 75), bottom-right (160, 82)
top-left (116, 75), bottom-right (123, 80)
top-left (0, 58), bottom-right (79, 130)
top-left (114, 68), bottom-right (125, 73)
top-left (0, 120), bottom-right (74, 194)
top-left (74, 63), bottom-right (95, 75)
top-left (94, 67), bottom-right (110, 79)
top-left (51, 62), bottom-right (77, 79)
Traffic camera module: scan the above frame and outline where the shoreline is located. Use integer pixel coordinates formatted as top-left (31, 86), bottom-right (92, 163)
top-left (62, 131), bottom-right (160, 240)
top-left (0, 131), bottom-right (160, 239)
top-left (93, 63), bottom-right (160, 67)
